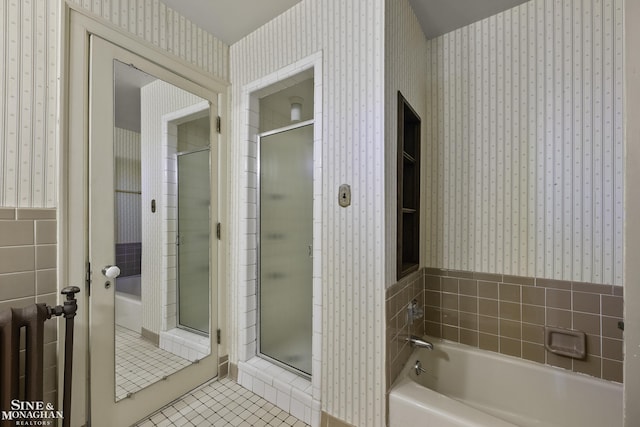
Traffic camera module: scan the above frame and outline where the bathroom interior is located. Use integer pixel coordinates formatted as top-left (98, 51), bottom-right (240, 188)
top-left (0, 0), bottom-right (638, 426)
top-left (112, 60), bottom-right (213, 400)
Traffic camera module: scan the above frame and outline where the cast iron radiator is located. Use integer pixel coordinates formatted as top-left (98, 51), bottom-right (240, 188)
top-left (0, 286), bottom-right (80, 427)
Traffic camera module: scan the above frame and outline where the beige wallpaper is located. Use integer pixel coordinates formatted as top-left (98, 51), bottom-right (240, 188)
top-left (0, 0), bottom-right (58, 208)
top-left (67, 0), bottom-right (229, 79)
top-left (384, 0), bottom-right (429, 286)
top-left (230, 0), bottom-right (387, 425)
top-left (115, 127), bottom-right (141, 244)
top-left (0, 0), bottom-right (228, 208)
top-left (425, 0), bottom-right (624, 285)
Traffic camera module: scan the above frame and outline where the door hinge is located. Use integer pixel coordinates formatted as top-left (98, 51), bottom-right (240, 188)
top-left (86, 262), bottom-right (92, 296)
top-left (216, 116), bottom-right (221, 134)
top-left (216, 223), bottom-right (221, 240)
top-left (217, 329), bottom-right (221, 345)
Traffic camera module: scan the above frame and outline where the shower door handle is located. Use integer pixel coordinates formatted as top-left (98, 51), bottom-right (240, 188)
top-left (308, 245), bottom-right (313, 257)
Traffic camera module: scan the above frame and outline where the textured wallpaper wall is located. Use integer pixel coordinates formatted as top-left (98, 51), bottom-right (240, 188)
top-left (115, 127), bottom-right (141, 244)
top-left (230, 1), bottom-right (387, 425)
top-left (0, 0), bottom-right (58, 207)
top-left (0, 0), bottom-right (228, 208)
top-left (425, 0), bottom-right (624, 285)
top-left (384, 0), bottom-right (429, 286)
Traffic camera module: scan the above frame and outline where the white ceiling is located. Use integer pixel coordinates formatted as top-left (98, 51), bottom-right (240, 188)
top-left (408, 0), bottom-right (530, 39)
top-left (161, 0), bottom-right (530, 45)
top-left (160, 0), bottom-right (302, 45)
top-left (114, 60), bottom-right (156, 132)
top-left (114, 0), bottom-right (532, 131)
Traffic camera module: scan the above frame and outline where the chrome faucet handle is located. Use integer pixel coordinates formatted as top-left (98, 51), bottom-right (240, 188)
top-left (414, 360), bottom-right (427, 376)
top-left (408, 299), bottom-right (424, 323)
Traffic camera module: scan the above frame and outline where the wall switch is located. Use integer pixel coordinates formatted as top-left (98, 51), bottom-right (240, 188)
top-left (338, 184), bottom-right (351, 207)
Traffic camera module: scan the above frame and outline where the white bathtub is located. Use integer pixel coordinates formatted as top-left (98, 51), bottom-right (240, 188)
top-left (115, 276), bottom-right (142, 332)
top-left (389, 337), bottom-right (622, 427)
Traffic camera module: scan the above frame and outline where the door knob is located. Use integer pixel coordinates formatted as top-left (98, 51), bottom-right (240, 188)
top-left (101, 265), bottom-right (121, 279)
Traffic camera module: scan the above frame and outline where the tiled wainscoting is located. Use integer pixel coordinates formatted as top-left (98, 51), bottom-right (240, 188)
top-left (0, 207), bottom-right (58, 403)
top-left (386, 267), bottom-right (625, 389)
top-left (385, 270), bottom-right (425, 387)
top-left (115, 242), bottom-right (142, 277)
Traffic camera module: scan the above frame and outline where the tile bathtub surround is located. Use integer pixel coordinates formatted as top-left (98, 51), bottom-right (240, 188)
top-left (0, 208), bottom-right (58, 403)
top-left (385, 269), bottom-right (425, 387)
top-left (115, 242), bottom-right (142, 277)
top-left (423, 268), bottom-right (624, 383)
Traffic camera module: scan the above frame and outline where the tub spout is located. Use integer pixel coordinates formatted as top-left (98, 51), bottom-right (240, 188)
top-left (404, 335), bottom-right (434, 350)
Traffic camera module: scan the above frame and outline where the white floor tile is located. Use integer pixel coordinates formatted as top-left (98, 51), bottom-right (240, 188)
top-left (134, 378), bottom-right (309, 427)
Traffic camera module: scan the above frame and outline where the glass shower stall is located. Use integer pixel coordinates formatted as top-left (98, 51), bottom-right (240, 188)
top-left (177, 148), bottom-right (210, 334)
top-left (259, 124), bottom-right (313, 376)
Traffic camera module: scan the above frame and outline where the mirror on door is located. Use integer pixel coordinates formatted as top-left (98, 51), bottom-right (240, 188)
top-left (113, 60), bottom-right (211, 401)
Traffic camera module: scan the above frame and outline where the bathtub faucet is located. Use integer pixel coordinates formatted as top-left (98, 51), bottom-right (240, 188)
top-left (404, 335), bottom-right (434, 350)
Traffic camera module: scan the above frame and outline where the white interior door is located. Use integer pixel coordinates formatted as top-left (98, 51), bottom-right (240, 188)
top-left (88, 35), bottom-right (219, 426)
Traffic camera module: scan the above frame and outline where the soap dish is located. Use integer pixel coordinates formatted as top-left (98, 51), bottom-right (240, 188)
top-left (544, 326), bottom-right (586, 359)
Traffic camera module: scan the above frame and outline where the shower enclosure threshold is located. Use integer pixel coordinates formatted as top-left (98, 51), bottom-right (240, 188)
top-left (238, 357), bottom-right (314, 424)
top-left (258, 352), bottom-right (311, 381)
top-left (159, 328), bottom-right (210, 362)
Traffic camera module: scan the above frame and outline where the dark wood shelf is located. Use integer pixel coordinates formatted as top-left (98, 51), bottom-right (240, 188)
top-left (397, 91), bottom-right (421, 280)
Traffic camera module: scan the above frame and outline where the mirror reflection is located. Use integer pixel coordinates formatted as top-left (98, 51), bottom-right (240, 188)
top-left (113, 60), bottom-right (211, 401)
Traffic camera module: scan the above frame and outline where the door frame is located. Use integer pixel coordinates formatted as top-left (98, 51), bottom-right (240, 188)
top-left (59, 6), bottom-right (229, 425)
top-left (162, 101), bottom-right (212, 336)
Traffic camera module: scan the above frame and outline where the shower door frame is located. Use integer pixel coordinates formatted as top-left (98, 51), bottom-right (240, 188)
top-left (256, 119), bottom-right (314, 379)
top-left (176, 146), bottom-right (212, 336)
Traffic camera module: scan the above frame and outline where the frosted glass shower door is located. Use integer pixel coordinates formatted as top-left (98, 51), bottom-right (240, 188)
top-left (259, 124), bottom-right (313, 376)
top-left (177, 149), bottom-right (210, 334)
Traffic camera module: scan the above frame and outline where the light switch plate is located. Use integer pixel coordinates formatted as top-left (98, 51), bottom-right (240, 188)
top-left (338, 184), bottom-right (351, 207)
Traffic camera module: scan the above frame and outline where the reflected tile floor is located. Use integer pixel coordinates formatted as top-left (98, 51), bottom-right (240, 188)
top-left (135, 378), bottom-right (309, 427)
top-left (116, 325), bottom-right (191, 400)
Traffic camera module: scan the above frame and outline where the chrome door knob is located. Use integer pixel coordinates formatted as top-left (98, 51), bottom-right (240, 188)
top-left (101, 265), bottom-right (121, 279)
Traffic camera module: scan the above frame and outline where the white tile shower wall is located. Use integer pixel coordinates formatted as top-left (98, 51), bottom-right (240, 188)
top-left (161, 100), bottom-right (209, 331)
top-left (140, 80), bottom-right (206, 335)
top-left (236, 52), bottom-right (322, 427)
top-left (230, 1), bottom-right (386, 426)
top-left (239, 359), bottom-right (314, 425)
top-left (159, 328), bottom-right (209, 362)
top-left (425, 0), bottom-right (624, 285)
top-left (0, 0), bottom-right (229, 209)
top-left (384, 0), bottom-right (428, 286)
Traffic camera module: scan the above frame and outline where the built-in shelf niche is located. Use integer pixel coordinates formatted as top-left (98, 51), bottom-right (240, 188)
top-left (397, 91), bottom-right (421, 279)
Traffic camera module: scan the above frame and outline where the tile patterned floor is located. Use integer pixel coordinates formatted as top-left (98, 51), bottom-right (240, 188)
top-left (134, 378), bottom-right (309, 427)
top-left (116, 325), bottom-right (192, 401)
